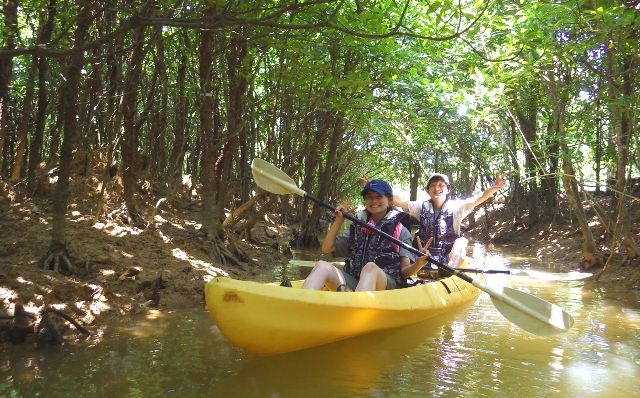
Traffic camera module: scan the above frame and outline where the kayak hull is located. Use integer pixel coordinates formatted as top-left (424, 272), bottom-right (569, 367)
top-left (205, 266), bottom-right (482, 355)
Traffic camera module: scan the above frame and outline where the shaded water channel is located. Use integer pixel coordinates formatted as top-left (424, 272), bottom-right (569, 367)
top-left (2, 245), bottom-right (639, 397)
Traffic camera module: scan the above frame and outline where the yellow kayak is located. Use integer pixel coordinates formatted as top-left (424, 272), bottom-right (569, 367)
top-left (205, 262), bottom-right (483, 355)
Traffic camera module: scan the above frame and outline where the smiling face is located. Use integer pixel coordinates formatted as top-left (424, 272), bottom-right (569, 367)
top-left (427, 178), bottom-right (449, 204)
top-left (362, 191), bottom-right (390, 220)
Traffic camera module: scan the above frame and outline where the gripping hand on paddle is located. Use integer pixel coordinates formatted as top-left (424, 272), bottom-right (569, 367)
top-left (320, 205), bottom-right (348, 254)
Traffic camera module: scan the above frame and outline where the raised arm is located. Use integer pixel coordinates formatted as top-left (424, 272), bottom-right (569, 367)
top-left (391, 195), bottom-right (410, 213)
top-left (463, 173), bottom-right (506, 212)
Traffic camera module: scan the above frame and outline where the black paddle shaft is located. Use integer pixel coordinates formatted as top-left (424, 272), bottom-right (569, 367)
top-left (305, 193), bottom-right (487, 283)
top-left (458, 269), bottom-right (510, 274)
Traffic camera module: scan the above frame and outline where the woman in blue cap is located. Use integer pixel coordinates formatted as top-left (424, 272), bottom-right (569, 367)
top-left (302, 179), bottom-right (428, 292)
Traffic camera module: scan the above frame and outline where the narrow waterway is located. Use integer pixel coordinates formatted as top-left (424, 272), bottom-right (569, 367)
top-left (2, 245), bottom-right (639, 397)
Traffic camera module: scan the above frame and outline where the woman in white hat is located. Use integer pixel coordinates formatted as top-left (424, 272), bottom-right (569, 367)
top-left (393, 172), bottom-right (505, 269)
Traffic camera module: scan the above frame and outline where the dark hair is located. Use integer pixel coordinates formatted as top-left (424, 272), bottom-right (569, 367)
top-left (427, 173), bottom-right (450, 189)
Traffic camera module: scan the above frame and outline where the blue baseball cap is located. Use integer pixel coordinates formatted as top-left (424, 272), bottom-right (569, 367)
top-left (361, 179), bottom-right (393, 197)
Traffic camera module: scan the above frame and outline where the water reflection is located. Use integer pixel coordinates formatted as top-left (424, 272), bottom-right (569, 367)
top-left (1, 246), bottom-right (639, 397)
top-left (212, 307), bottom-right (474, 397)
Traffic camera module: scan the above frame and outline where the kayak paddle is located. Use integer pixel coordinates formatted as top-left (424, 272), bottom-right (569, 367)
top-left (251, 158), bottom-right (574, 336)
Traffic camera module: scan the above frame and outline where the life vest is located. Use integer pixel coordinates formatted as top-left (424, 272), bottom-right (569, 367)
top-left (344, 207), bottom-right (409, 285)
top-left (414, 199), bottom-right (459, 263)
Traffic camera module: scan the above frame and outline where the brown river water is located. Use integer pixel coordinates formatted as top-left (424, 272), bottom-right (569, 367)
top-left (2, 245), bottom-right (639, 397)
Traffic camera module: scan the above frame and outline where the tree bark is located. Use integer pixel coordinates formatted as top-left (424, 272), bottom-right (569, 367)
top-left (298, 111), bottom-right (345, 248)
top-left (544, 69), bottom-right (602, 269)
top-left (42, 4), bottom-right (92, 273)
top-left (168, 44), bottom-right (188, 181)
top-left (27, 0), bottom-right (56, 193)
top-left (10, 60), bottom-right (36, 181)
top-left (408, 157), bottom-right (420, 201)
top-left (505, 117), bottom-right (525, 230)
top-left (91, 6), bottom-right (123, 222)
top-left (560, 146), bottom-right (602, 269)
top-left (594, 92), bottom-right (603, 194)
top-left (120, 17), bottom-right (149, 226)
top-left (78, 43), bottom-right (103, 171)
top-left (218, 26), bottom-right (248, 211)
top-left (514, 90), bottom-right (541, 226)
top-left (149, 25), bottom-right (168, 180)
top-left (294, 111), bottom-right (328, 248)
top-left (198, 10), bottom-right (220, 239)
top-left (540, 123), bottom-right (559, 218)
top-left (607, 46), bottom-right (639, 260)
top-left (200, 25), bottom-right (249, 251)
top-left (0, 0), bottom-right (18, 176)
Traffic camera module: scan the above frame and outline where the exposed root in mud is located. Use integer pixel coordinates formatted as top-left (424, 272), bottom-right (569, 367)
top-left (36, 307), bottom-right (91, 346)
top-left (108, 203), bottom-right (146, 229)
top-left (40, 243), bottom-right (77, 274)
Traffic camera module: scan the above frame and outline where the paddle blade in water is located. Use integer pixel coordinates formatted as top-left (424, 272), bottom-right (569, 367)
top-left (490, 286), bottom-right (574, 336)
top-left (251, 158), bottom-right (305, 196)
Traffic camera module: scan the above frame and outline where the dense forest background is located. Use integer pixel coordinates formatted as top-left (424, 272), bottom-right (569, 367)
top-left (0, 0), bottom-right (638, 277)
